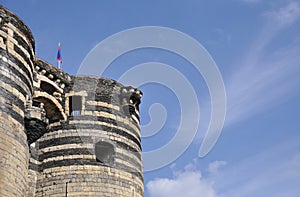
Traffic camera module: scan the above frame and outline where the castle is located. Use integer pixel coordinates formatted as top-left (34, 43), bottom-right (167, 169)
top-left (0, 6), bottom-right (143, 197)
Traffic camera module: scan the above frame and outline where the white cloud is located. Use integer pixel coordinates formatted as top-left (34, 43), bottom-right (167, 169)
top-left (147, 171), bottom-right (217, 197)
top-left (207, 160), bottom-right (227, 176)
top-left (147, 162), bottom-right (219, 197)
top-left (147, 138), bottom-right (300, 197)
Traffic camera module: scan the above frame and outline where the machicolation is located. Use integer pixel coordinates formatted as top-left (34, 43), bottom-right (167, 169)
top-left (0, 5), bottom-right (143, 197)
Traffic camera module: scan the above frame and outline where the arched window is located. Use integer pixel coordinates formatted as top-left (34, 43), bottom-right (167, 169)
top-left (40, 81), bottom-right (57, 95)
top-left (95, 141), bottom-right (115, 165)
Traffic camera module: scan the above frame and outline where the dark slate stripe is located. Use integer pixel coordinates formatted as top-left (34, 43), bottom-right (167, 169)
top-left (97, 114), bottom-right (139, 131)
top-left (131, 114), bottom-right (139, 126)
top-left (87, 92), bottom-right (113, 104)
top-left (13, 31), bottom-right (34, 61)
top-left (85, 105), bottom-right (123, 117)
top-left (0, 26), bottom-right (8, 34)
top-left (116, 152), bottom-right (142, 171)
top-left (39, 148), bottom-right (93, 161)
top-left (0, 72), bottom-right (28, 96)
top-left (114, 162), bottom-right (143, 182)
top-left (0, 48), bottom-right (33, 92)
top-left (29, 162), bottom-right (39, 171)
top-left (68, 114), bottom-right (140, 139)
top-left (14, 44), bottom-right (32, 70)
top-left (0, 100), bottom-right (24, 125)
top-left (115, 140), bottom-right (141, 159)
top-left (38, 134), bottom-right (141, 160)
top-left (38, 149), bottom-right (142, 171)
top-left (99, 124), bottom-right (141, 149)
top-left (97, 116), bottom-right (140, 134)
top-left (38, 136), bottom-right (93, 149)
top-left (30, 148), bottom-right (38, 160)
top-left (123, 105), bottom-right (140, 121)
top-left (0, 85), bottom-right (25, 110)
top-left (40, 158), bottom-right (143, 182)
top-left (41, 158), bottom-right (101, 169)
top-left (50, 122), bottom-right (141, 150)
top-left (85, 104), bottom-right (140, 123)
top-left (2, 10), bottom-right (35, 51)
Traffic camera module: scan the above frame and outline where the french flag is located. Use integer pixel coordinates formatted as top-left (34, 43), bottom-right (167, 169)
top-left (56, 42), bottom-right (62, 69)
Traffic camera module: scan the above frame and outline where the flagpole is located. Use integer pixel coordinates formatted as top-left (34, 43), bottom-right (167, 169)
top-left (57, 59), bottom-right (61, 70)
top-left (56, 42), bottom-right (62, 70)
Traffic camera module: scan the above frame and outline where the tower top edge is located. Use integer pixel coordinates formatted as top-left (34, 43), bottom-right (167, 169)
top-left (0, 5), bottom-right (35, 51)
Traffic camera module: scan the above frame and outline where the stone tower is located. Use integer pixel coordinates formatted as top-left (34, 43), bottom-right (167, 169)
top-left (0, 6), bottom-right (143, 197)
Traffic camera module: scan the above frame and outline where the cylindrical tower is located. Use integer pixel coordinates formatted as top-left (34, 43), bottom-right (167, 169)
top-left (0, 6), bottom-right (35, 197)
top-left (35, 76), bottom-right (143, 197)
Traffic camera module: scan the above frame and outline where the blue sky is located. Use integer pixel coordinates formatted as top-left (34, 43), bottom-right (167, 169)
top-left (2, 0), bottom-right (300, 196)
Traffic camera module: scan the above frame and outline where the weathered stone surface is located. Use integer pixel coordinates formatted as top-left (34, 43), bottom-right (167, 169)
top-left (0, 5), bottom-right (144, 197)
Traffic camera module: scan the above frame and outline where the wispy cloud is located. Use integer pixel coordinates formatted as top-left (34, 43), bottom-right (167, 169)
top-left (225, 1), bottom-right (300, 126)
top-left (147, 136), bottom-right (300, 197)
top-left (213, 137), bottom-right (300, 197)
top-left (265, 1), bottom-right (300, 27)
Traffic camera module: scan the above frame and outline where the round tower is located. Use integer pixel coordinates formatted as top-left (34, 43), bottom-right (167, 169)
top-left (0, 6), bottom-right (35, 197)
top-left (35, 76), bottom-right (143, 197)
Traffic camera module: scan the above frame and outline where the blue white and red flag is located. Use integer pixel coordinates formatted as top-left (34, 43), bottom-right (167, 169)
top-left (56, 42), bottom-right (62, 69)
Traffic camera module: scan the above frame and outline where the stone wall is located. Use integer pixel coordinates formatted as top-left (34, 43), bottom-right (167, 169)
top-left (34, 77), bottom-right (143, 197)
top-left (0, 6), bottom-right (35, 197)
top-left (0, 6), bottom-right (144, 197)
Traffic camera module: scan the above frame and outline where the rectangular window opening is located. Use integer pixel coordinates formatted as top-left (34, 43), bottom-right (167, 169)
top-left (69, 96), bottom-right (82, 116)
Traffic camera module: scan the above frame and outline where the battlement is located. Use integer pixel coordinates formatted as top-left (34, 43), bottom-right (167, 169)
top-left (0, 6), bottom-right (144, 197)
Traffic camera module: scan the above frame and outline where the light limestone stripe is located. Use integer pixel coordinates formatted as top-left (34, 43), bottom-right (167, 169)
top-left (42, 154), bottom-right (94, 163)
top-left (6, 32), bottom-right (32, 62)
top-left (48, 121), bottom-right (61, 128)
top-left (115, 147), bottom-right (142, 165)
top-left (0, 53), bottom-right (32, 89)
top-left (68, 119), bottom-right (140, 142)
top-left (115, 158), bottom-right (140, 172)
top-left (41, 165), bottom-right (110, 174)
top-left (38, 129), bottom-right (80, 140)
top-left (39, 130), bottom-right (140, 152)
top-left (0, 113), bottom-right (23, 133)
top-left (38, 130), bottom-right (141, 153)
top-left (107, 132), bottom-right (141, 151)
top-left (131, 114), bottom-right (140, 125)
top-left (78, 111), bottom-right (140, 135)
top-left (0, 63), bottom-right (31, 95)
top-left (116, 159), bottom-right (142, 171)
top-left (38, 143), bottom-right (94, 154)
top-left (41, 165), bottom-right (144, 187)
top-left (86, 100), bottom-right (120, 111)
top-left (41, 164), bottom-right (143, 178)
top-left (0, 80), bottom-right (26, 102)
top-left (7, 22), bottom-right (35, 57)
top-left (0, 38), bottom-right (5, 50)
top-left (29, 158), bottom-right (41, 165)
top-left (90, 111), bottom-right (140, 134)
top-left (134, 107), bottom-right (140, 116)
top-left (7, 42), bottom-right (33, 81)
